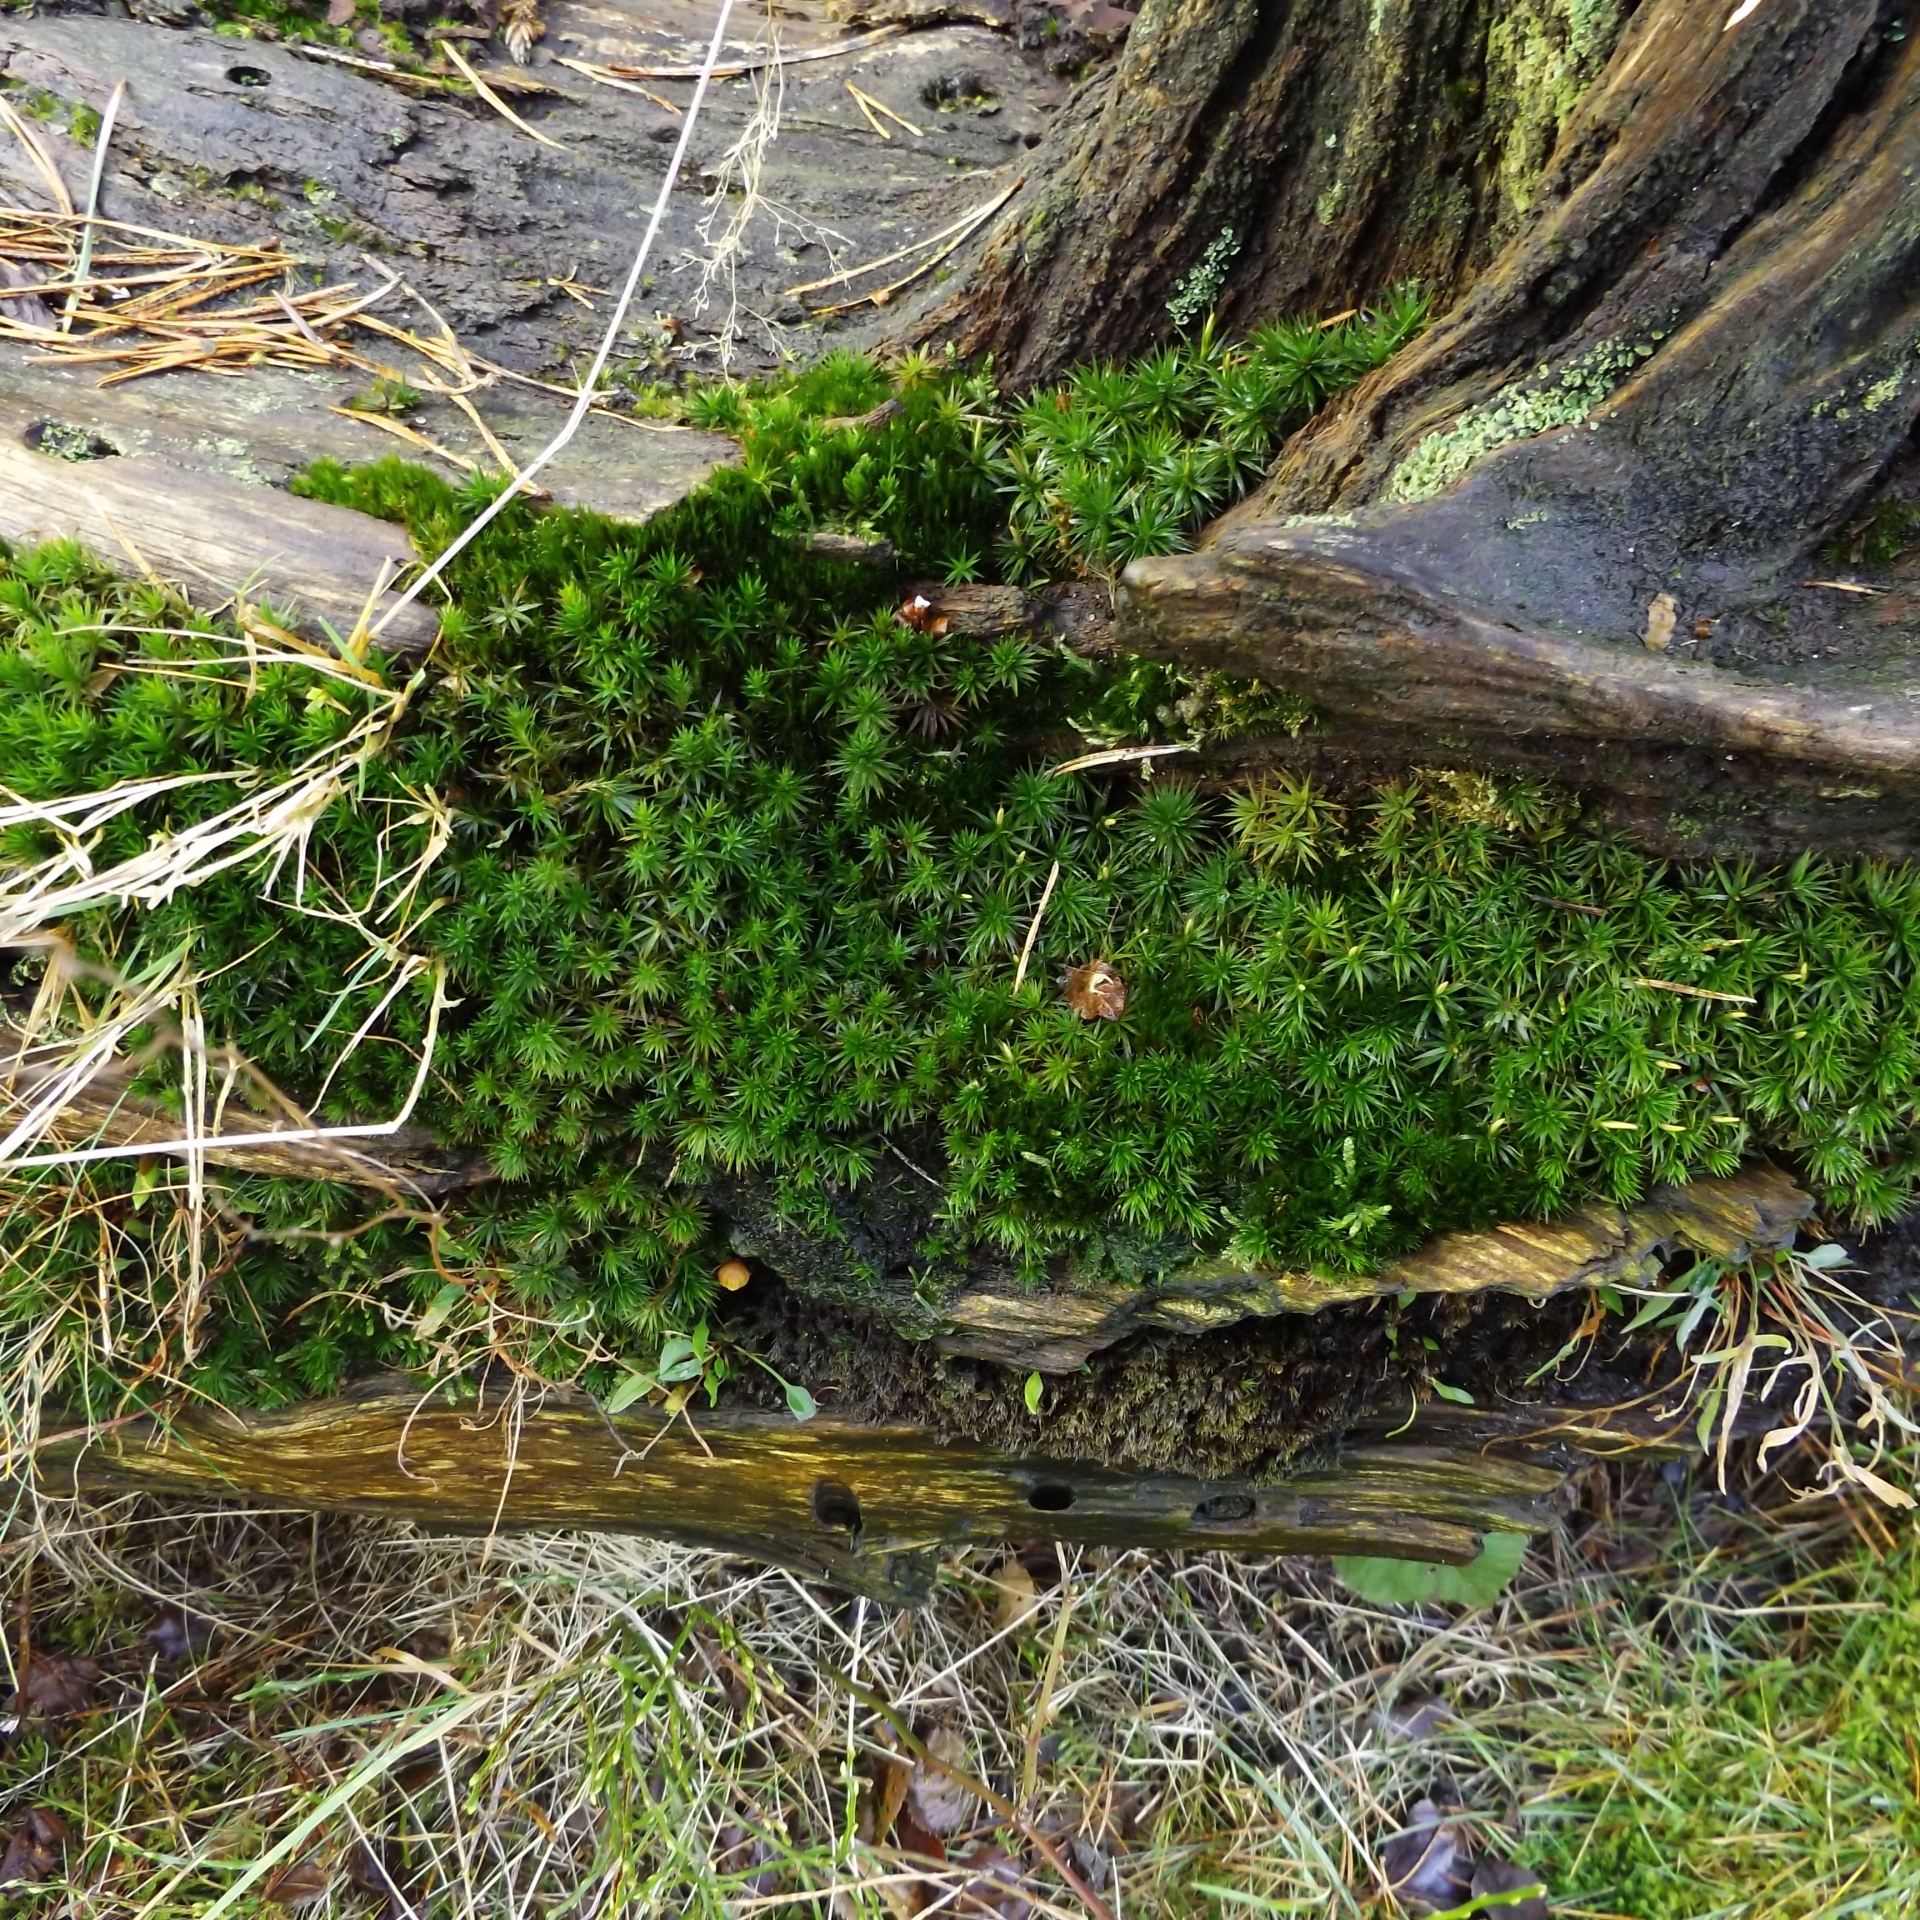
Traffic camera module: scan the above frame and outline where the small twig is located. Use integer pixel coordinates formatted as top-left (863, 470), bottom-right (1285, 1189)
top-left (1011, 859), bottom-right (1060, 996)
top-left (1626, 977), bottom-right (1758, 1006)
top-left (1800, 578), bottom-right (1886, 595)
top-left (552, 56), bottom-right (682, 112)
top-left (1047, 742), bottom-right (1191, 778)
top-left (806, 173), bottom-right (1025, 314)
top-left (62, 79), bottom-right (125, 335)
top-left (437, 39), bottom-right (570, 150)
top-left (1534, 893), bottom-right (1605, 918)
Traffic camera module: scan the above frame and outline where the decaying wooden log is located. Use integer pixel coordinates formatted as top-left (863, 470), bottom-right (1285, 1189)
top-left (1110, 0), bottom-right (1920, 859)
top-left (9, 1013), bottom-right (1811, 1352)
top-left (0, 410), bottom-right (441, 650)
top-left (33, 1380), bottom-right (1630, 1604)
top-left (0, 355), bottom-right (738, 648)
top-left (940, 1164), bottom-right (1811, 1370)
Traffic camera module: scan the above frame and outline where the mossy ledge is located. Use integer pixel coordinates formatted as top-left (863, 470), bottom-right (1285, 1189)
top-left (2, 329), bottom-right (1917, 1442)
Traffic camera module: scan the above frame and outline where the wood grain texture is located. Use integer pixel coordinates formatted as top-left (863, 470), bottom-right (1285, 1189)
top-left (0, 416), bottom-right (439, 650)
top-left (940, 1164), bottom-right (1811, 1369)
top-left (33, 1382), bottom-right (1581, 1604)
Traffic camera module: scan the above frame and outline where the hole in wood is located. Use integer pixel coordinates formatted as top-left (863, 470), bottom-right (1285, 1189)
top-left (226, 65), bottom-right (272, 87)
top-left (1191, 1493), bottom-right (1256, 1526)
top-left (27, 421), bottom-right (120, 463)
top-left (1027, 1482), bottom-right (1075, 1512)
top-left (810, 1478), bottom-right (862, 1532)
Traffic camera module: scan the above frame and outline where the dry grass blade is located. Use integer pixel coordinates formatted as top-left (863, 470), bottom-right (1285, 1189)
top-left (591, 22), bottom-right (904, 79)
top-left (435, 38), bottom-right (571, 150)
top-left (63, 79), bottom-right (126, 335)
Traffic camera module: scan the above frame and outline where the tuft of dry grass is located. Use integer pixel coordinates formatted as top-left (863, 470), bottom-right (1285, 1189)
top-left (4, 1457), bottom-right (1917, 1916)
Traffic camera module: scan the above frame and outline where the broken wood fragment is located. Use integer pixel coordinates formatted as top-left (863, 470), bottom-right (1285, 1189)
top-left (31, 1380), bottom-right (1596, 1605)
top-left (0, 413), bottom-right (440, 651)
top-left (940, 1165), bottom-right (1811, 1370)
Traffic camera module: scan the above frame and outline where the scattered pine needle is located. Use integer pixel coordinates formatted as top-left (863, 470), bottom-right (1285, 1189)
top-left (327, 404), bottom-right (478, 474)
top-left (847, 82), bottom-right (892, 139)
top-left (804, 173), bottom-right (1026, 314)
top-left (584, 23), bottom-right (904, 80)
top-left (1047, 742), bottom-right (1193, 777)
top-left (1626, 977), bottom-right (1758, 1005)
top-left (846, 82), bottom-right (922, 137)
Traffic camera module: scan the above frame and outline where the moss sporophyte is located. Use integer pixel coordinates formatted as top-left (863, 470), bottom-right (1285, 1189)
top-left (2, 309), bottom-right (1918, 1422)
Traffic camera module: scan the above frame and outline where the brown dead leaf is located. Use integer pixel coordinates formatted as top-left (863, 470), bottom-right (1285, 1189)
top-left (326, 0), bottom-right (356, 20)
top-left (1470, 1852), bottom-right (1550, 1919)
top-left (716, 1823), bottom-right (783, 1897)
top-left (870, 1745), bottom-right (914, 1846)
top-left (1062, 959), bottom-right (1126, 1021)
top-left (989, 1558), bottom-right (1041, 1634)
top-left (345, 1838), bottom-right (413, 1912)
top-left (265, 1854), bottom-right (333, 1907)
top-left (950, 1841), bottom-right (1035, 1917)
top-left (0, 1808), bottom-right (68, 1886)
top-left (1379, 1799), bottom-right (1472, 1915)
top-left (907, 1725), bottom-right (975, 1838)
top-left (898, 592), bottom-right (936, 630)
top-left (19, 1653), bottom-right (102, 1720)
top-left (1642, 591), bottom-right (1678, 651)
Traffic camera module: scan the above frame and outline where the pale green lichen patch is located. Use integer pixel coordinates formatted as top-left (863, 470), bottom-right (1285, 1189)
top-left (1386, 338), bottom-right (1649, 504)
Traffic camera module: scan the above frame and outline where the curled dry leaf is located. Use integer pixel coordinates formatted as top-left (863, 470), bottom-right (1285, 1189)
top-left (989, 1557), bottom-right (1041, 1634)
top-left (264, 1854), bottom-right (333, 1907)
top-left (1471, 1852), bottom-right (1551, 1919)
top-left (906, 1724), bottom-right (976, 1838)
top-left (1062, 958), bottom-right (1126, 1021)
top-left (142, 1606), bottom-right (216, 1664)
top-left (0, 1808), bottom-right (69, 1886)
top-left (18, 1653), bottom-right (102, 1720)
top-left (950, 1841), bottom-right (1035, 1918)
top-left (1379, 1799), bottom-right (1472, 1915)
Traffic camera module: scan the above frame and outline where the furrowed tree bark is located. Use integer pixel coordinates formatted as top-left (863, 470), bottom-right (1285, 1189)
top-left (911, 0), bottom-right (1631, 381)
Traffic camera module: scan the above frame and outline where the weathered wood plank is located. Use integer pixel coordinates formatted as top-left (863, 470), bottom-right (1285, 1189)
top-left (32, 1383), bottom-right (1579, 1605)
top-left (0, 413), bottom-right (440, 650)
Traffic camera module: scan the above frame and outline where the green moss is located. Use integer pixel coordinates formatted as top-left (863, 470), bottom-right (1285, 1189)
top-left (3, 314), bottom-right (1920, 1423)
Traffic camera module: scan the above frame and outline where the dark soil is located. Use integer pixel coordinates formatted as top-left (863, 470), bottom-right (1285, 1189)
top-left (716, 1206), bottom-right (1920, 1480)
